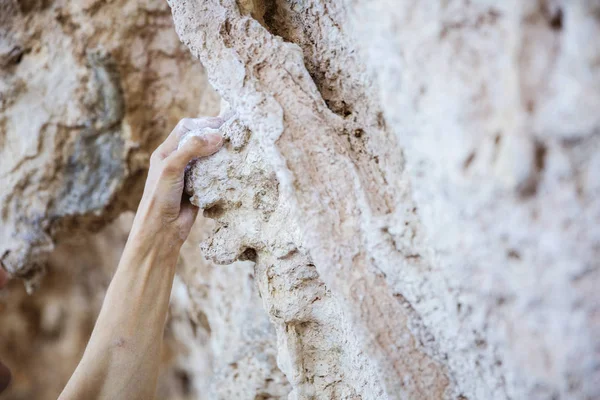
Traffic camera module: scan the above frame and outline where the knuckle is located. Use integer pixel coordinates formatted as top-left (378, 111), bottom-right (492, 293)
top-left (178, 117), bottom-right (193, 126)
top-left (161, 207), bottom-right (180, 224)
top-left (160, 160), bottom-right (179, 177)
top-left (176, 118), bottom-right (193, 133)
top-left (149, 151), bottom-right (161, 165)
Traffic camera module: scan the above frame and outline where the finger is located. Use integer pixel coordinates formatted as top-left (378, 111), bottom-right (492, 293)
top-left (154, 117), bottom-right (224, 160)
top-left (178, 197), bottom-right (200, 232)
top-left (162, 133), bottom-right (223, 178)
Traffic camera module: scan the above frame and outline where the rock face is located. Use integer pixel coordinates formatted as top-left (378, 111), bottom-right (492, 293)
top-left (169, 1), bottom-right (600, 399)
top-left (0, 2), bottom-right (286, 399)
top-left (171, 217), bottom-right (290, 399)
top-left (1, 0), bottom-right (599, 399)
top-left (0, 0), bottom-right (219, 291)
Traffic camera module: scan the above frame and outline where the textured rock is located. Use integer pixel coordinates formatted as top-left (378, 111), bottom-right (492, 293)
top-left (0, 0), bottom-right (219, 291)
top-left (0, 2), bottom-right (286, 397)
top-left (1, 0), bottom-right (598, 399)
top-left (169, 1), bottom-right (600, 399)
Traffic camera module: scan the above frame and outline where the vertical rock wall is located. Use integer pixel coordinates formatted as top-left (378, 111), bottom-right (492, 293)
top-left (169, 1), bottom-right (600, 399)
top-left (0, 0), bottom-right (598, 399)
top-left (171, 217), bottom-right (290, 399)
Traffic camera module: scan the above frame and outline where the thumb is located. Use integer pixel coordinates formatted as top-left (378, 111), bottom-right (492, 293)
top-left (178, 197), bottom-right (200, 236)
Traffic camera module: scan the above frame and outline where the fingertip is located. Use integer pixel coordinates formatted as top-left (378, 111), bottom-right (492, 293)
top-left (178, 200), bottom-right (200, 232)
top-left (184, 133), bottom-right (223, 155)
top-left (188, 117), bottom-right (224, 130)
top-left (204, 133), bottom-right (224, 148)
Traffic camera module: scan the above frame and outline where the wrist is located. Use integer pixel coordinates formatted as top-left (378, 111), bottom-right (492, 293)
top-left (123, 220), bottom-right (182, 269)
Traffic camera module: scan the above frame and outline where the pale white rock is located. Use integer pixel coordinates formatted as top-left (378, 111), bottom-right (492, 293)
top-left (169, 0), bottom-right (600, 399)
top-left (0, 0), bottom-right (598, 399)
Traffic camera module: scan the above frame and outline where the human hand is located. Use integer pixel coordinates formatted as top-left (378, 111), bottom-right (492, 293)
top-left (129, 117), bottom-right (224, 253)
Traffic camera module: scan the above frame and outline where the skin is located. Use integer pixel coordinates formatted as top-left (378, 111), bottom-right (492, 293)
top-left (0, 117), bottom-right (224, 399)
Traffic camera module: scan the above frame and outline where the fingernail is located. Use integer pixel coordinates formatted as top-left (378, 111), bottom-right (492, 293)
top-left (205, 133), bottom-right (223, 147)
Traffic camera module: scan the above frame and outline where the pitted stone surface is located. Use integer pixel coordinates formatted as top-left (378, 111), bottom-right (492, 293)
top-left (0, 0), bottom-right (598, 399)
top-left (170, 0), bottom-right (600, 399)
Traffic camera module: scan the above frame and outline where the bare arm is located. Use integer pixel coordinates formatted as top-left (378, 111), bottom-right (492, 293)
top-left (58, 118), bottom-right (223, 400)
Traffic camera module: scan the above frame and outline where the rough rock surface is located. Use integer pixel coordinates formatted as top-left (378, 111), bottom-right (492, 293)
top-left (1, 0), bottom-right (599, 399)
top-left (0, 1), bottom-right (287, 397)
top-left (172, 216), bottom-right (290, 399)
top-left (0, 0), bottom-right (219, 291)
top-left (169, 1), bottom-right (600, 399)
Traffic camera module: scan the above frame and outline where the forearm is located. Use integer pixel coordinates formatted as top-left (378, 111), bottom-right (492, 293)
top-left (58, 116), bottom-right (223, 400)
top-left (59, 230), bottom-right (180, 400)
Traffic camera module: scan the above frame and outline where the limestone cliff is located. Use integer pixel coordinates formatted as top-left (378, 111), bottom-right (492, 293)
top-left (169, 0), bottom-right (600, 399)
top-left (0, 0), bottom-right (598, 399)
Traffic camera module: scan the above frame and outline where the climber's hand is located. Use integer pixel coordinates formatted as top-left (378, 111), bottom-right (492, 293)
top-left (131, 117), bottom-right (224, 249)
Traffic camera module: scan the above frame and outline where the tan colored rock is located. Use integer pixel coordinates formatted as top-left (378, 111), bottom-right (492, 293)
top-left (169, 0), bottom-right (600, 399)
top-left (1, 0), bottom-right (598, 399)
top-left (171, 216), bottom-right (290, 399)
top-left (0, 2), bottom-right (287, 397)
top-left (0, 0), bottom-right (289, 399)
